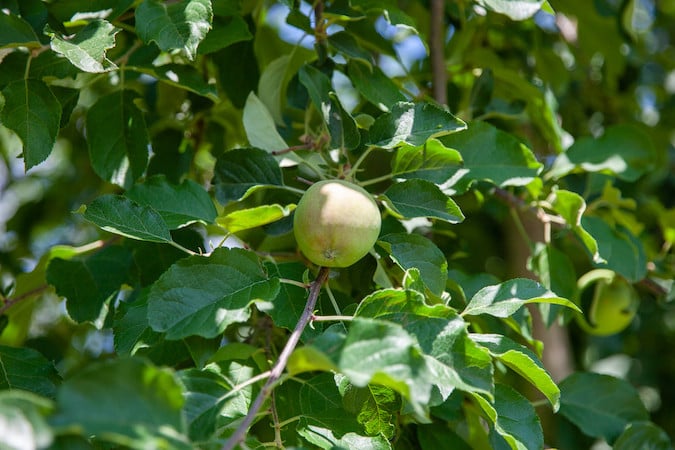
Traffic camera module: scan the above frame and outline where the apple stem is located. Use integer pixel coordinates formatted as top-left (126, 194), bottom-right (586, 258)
top-left (221, 266), bottom-right (330, 450)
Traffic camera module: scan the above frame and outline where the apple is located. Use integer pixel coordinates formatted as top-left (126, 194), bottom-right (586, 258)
top-left (293, 179), bottom-right (381, 268)
top-left (575, 269), bottom-right (639, 336)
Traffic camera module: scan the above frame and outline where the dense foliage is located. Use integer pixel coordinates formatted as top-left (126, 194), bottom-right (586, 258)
top-left (0, 0), bottom-right (673, 449)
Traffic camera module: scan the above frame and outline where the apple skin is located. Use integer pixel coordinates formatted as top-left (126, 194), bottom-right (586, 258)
top-left (293, 179), bottom-right (381, 268)
top-left (576, 269), bottom-right (639, 336)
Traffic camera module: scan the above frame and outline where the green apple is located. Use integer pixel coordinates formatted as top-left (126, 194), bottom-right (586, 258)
top-left (293, 179), bottom-right (381, 268)
top-left (575, 269), bottom-right (639, 336)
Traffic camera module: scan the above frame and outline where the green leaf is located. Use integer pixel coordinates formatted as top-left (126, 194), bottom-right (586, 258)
top-left (212, 147), bottom-right (284, 204)
top-left (347, 60), bottom-right (406, 111)
top-left (0, 11), bottom-right (40, 48)
top-left (547, 125), bottom-right (655, 182)
top-left (328, 31), bottom-right (373, 65)
top-left (417, 423), bottom-right (472, 450)
top-left (382, 179), bottom-right (464, 224)
top-left (613, 422), bottom-right (673, 450)
top-left (242, 92), bottom-right (289, 153)
top-left (297, 373), bottom-right (393, 449)
top-left (475, 0), bottom-right (545, 20)
top-left (47, 246), bottom-right (133, 322)
top-left (327, 92), bottom-right (360, 150)
top-left (0, 345), bottom-right (60, 398)
top-left (147, 248), bottom-right (280, 339)
top-left (126, 175), bottom-right (217, 229)
top-left (474, 384), bottom-right (544, 450)
top-left (529, 243), bottom-right (578, 326)
top-left (298, 64), bottom-right (332, 114)
top-left (0, 79), bottom-right (61, 169)
top-left (470, 334), bottom-right (559, 411)
top-left (86, 90), bottom-right (149, 187)
top-left (0, 390), bottom-right (54, 450)
top-left (217, 203), bottom-right (296, 233)
top-left (368, 102), bottom-right (467, 148)
top-left (198, 15), bottom-right (251, 54)
top-left (82, 195), bottom-right (173, 243)
top-left (47, 19), bottom-right (120, 73)
top-left (559, 372), bottom-right (650, 443)
top-left (438, 121), bottom-right (542, 193)
top-left (178, 364), bottom-right (251, 441)
top-left (583, 216), bottom-right (647, 282)
top-left (264, 262), bottom-right (322, 340)
top-left (51, 358), bottom-right (190, 449)
top-left (293, 318), bottom-right (434, 420)
top-left (378, 233), bottom-right (448, 296)
top-left (340, 381), bottom-right (400, 439)
top-left (137, 63), bottom-right (218, 99)
top-left (391, 139), bottom-right (463, 183)
top-left (356, 289), bottom-right (494, 399)
top-left (463, 278), bottom-right (581, 317)
top-left (114, 291), bottom-right (156, 356)
top-left (550, 189), bottom-right (601, 262)
top-left (136, 0), bottom-right (213, 60)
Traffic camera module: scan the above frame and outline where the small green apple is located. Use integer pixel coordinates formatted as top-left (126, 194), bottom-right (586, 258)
top-left (293, 179), bottom-right (381, 268)
top-left (575, 269), bottom-right (639, 336)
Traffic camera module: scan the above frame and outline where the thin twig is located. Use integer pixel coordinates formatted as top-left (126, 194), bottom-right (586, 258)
top-left (221, 267), bottom-right (330, 450)
top-left (0, 285), bottom-right (50, 315)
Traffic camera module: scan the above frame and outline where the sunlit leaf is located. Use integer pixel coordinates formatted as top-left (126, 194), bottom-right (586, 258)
top-left (382, 179), bottom-right (464, 224)
top-left (463, 278), bottom-right (580, 317)
top-left (48, 20), bottom-right (120, 73)
top-left (136, 0), bottom-right (212, 60)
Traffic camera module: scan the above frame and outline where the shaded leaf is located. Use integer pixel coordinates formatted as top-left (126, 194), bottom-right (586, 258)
top-left (198, 15), bottom-right (251, 54)
top-left (0, 345), bottom-right (60, 398)
top-left (212, 147), bottom-right (284, 204)
top-left (548, 125), bottom-right (655, 182)
top-left (559, 372), bottom-right (649, 443)
top-left (340, 380), bottom-right (400, 439)
top-left (368, 102), bottom-right (467, 148)
top-left (438, 121), bottom-right (541, 193)
top-left (378, 233), bottom-right (448, 296)
top-left (348, 60), bottom-right (406, 110)
top-left (463, 278), bottom-right (580, 317)
top-left (382, 179), bottom-right (464, 224)
top-left (139, 63), bottom-right (218, 98)
top-left (47, 20), bottom-right (120, 73)
top-left (147, 248), bottom-right (280, 339)
top-left (0, 79), bottom-right (61, 169)
top-left (136, 0), bottom-right (212, 60)
top-left (47, 246), bottom-right (133, 322)
top-left (86, 90), bottom-right (149, 187)
top-left (0, 11), bottom-right (40, 48)
top-left (126, 175), bottom-right (217, 229)
top-left (51, 358), bottom-right (190, 449)
top-left (584, 216), bottom-right (647, 282)
top-left (613, 422), bottom-right (673, 450)
top-left (82, 195), bottom-right (172, 243)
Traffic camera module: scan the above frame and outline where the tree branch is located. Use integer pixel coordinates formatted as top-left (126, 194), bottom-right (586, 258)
top-left (221, 266), bottom-right (330, 450)
top-left (429, 0), bottom-right (447, 104)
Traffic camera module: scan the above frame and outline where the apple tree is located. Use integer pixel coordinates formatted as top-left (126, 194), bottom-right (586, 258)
top-left (0, 0), bottom-right (673, 449)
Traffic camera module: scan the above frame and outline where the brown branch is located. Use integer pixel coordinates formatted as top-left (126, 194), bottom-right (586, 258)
top-left (221, 266), bottom-right (330, 450)
top-left (429, 0), bottom-right (447, 104)
top-left (0, 285), bottom-right (50, 315)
